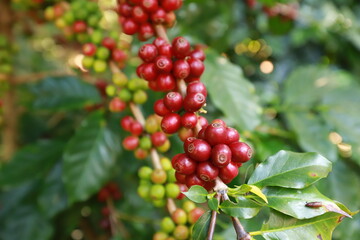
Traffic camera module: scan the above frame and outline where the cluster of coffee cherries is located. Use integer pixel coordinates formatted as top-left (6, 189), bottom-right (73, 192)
top-left (96, 182), bottom-right (122, 230)
top-left (122, 114), bottom-right (171, 159)
top-left (154, 201), bottom-right (205, 240)
top-left (44, 0), bottom-right (128, 73)
top-left (107, 77), bottom-right (149, 112)
top-left (0, 35), bottom-right (14, 74)
top-left (117, 0), bottom-right (182, 41)
top-left (137, 158), bottom-right (181, 207)
top-left (172, 119), bottom-right (253, 190)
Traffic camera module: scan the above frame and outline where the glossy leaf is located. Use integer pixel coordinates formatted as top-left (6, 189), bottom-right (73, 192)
top-left (248, 150), bottom-right (332, 189)
top-left (208, 198), bottom-right (219, 211)
top-left (220, 197), bottom-right (262, 219)
top-left (183, 185), bottom-right (208, 203)
top-left (191, 210), bottom-right (212, 240)
top-left (63, 111), bottom-right (121, 204)
top-left (264, 185), bottom-right (351, 219)
top-left (203, 50), bottom-right (262, 130)
top-left (29, 76), bottom-right (101, 110)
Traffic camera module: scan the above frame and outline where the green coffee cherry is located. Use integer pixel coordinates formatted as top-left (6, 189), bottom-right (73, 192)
top-left (152, 198), bottom-right (166, 207)
top-left (63, 12), bottom-right (75, 24)
top-left (167, 169), bottom-right (176, 183)
top-left (153, 232), bottom-right (168, 240)
top-left (160, 217), bottom-right (175, 234)
top-left (140, 136), bottom-right (152, 150)
top-left (133, 90), bottom-right (147, 104)
top-left (171, 209), bottom-right (187, 225)
top-left (96, 47), bottom-right (110, 60)
top-left (90, 30), bottom-right (103, 44)
top-left (157, 139), bottom-right (170, 153)
top-left (138, 166), bottom-right (153, 180)
top-left (151, 169), bottom-right (167, 184)
top-left (182, 201), bottom-right (196, 213)
top-left (160, 157), bottom-right (172, 171)
top-left (165, 183), bottom-right (180, 198)
top-left (112, 72), bottom-right (128, 86)
top-left (105, 85), bottom-right (117, 97)
top-left (137, 184), bottom-right (151, 199)
top-left (93, 59), bottom-right (107, 73)
top-left (82, 56), bottom-right (94, 69)
top-left (150, 184), bottom-right (165, 200)
top-left (173, 225), bottom-right (189, 240)
top-left (118, 88), bottom-right (132, 102)
top-left (145, 115), bottom-right (159, 133)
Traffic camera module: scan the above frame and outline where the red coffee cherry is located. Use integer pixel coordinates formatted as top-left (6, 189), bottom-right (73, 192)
top-left (185, 139), bottom-right (211, 162)
top-left (173, 60), bottom-right (190, 79)
top-left (151, 132), bottom-right (167, 147)
top-left (185, 174), bottom-right (206, 188)
top-left (155, 56), bottom-right (173, 73)
top-left (151, 8), bottom-right (167, 23)
top-left (73, 20), bottom-right (87, 33)
top-left (196, 162), bottom-right (219, 182)
top-left (83, 43), bottom-right (97, 56)
top-left (140, 63), bottom-right (157, 81)
top-left (139, 44), bottom-right (158, 62)
top-left (141, 0), bottom-right (159, 12)
top-left (157, 43), bottom-right (172, 58)
top-left (161, 113), bottom-right (181, 134)
top-left (197, 127), bottom-right (206, 139)
top-left (102, 37), bottom-right (116, 50)
top-left (177, 183), bottom-right (188, 200)
top-left (154, 99), bottom-right (172, 116)
top-left (219, 162), bottom-right (238, 184)
top-left (123, 136), bottom-right (139, 150)
top-left (178, 127), bottom-right (195, 142)
top-left (165, 11), bottom-right (176, 28)
top-left (225, 127), bottom-right (240, 144)
top-left (134, 148), bottom-right (148, 159)
top-left (204, 180), bottom-right (216, 191)
top-left (109, 97), bottom-right (126, 112)
top-left (138, 23), bottom-right (155, 40)
top-left (172, 36), bottom-right (191, 59)
top-left (190, 49), bottom-right (206, 61)
top-left (175, 172), bottom-right (187, 184)
top-left (184, 76), bottom-right (200, 83)
top-left (211, 119), bottom-right (226, 127)
top-left (112, 49), bottom-right (127, 62)
top-left (181, 112), bottom-right (198, 129)
top-left (183, 137), bottom-right (196, 152)
top-left (211, 144), bottom-right (232, 168)
top-left (229, 142), bottom-right (253, 163)
top-left (156, 74), bottom-right (176, 91)
top-left (122, 18), bottom-right (139, 35)
top-left (183, 92), bottom-right (206, 112)
top-left (164, 91), bottom-right (183, 112)
top-left (161, 0), bottom-right (183, 12)
top-left (130, 121), bottom-right (144, 136)
top-left (187, 58), bottom-right (205, 77)
top-left (153, 37), bottom-right (167, 48)
top-left (132, 6), bottom-right (149, 23)
top-left (171, 153), bottom-right (197, 175)
top-left (120, 116), bottom-right (134, 132)
top-left (118, 3), bottom-right (133, 17)
top-left (186, 81), bottom-right (207, 97)
top-left (204, 123), bottom-right (227, 146)
top-left (198, 116), bottom-right (208, 128)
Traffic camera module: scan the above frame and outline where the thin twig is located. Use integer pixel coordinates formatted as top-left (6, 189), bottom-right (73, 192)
top-left (207, 194), bottom-right (221, 240)
top-left (154, 24), bottom-right (170, 42)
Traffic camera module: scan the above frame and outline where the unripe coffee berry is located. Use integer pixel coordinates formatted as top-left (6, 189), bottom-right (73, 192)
top-left (139, 136), bottom-right (152, 150)
top-left (151, 169), bottom-right (167, 184)
top-left (229, 142), bottom-right (253, 163)
top-left (185, 139), bottom-right (211, 162)
top-left (165, 183), bottom-right (180, 198)
top-left (138, 166), bottom-right (153, 180)
top-left (150, 184), bottom-right (165, 199)
top-left (161, 113), bottom-right (181, 134)
top-left (164, 91), bottom-right (183, 112)
top-left (134, 148), bottom-right (148, 159)
top-left (171, 153), bottom-right (197, 175)
top-left (173, 225), bottom-right (189, 240)
top-left (178, 127), bottom-right (195, 142)
top-left (196, 162), bottom-right (219, 182)
top-left (211, 144), bottom-right (232, 168)
top-left (171, 209), bottom-right (187, 225)
top-left (160, 217), bottom-right (175, 234)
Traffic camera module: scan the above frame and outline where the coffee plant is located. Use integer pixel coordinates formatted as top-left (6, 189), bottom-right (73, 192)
top-left (0, 0), bottom-right (359, 240)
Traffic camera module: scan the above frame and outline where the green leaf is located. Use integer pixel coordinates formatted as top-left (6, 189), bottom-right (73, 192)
top-left (253, 210), bottom-right (356, 240)
top-left (191, 210), bottom-right (212, 240)
top-left (202, 50), bottom-right (262, 130)
top-left (183, 185), bottom-right (209, 203)
top-left (220, 197), bottom-right (262, 219)
top-left (229, 184), bottom-right (268, 203)
top-left (63, 111), bottom-right (121, 204)
top-left (248, 150), bottom-right (332, 189)
top-left (208, 198), bottom-right (219, 211)
top-left (0, 141), bottom-right (64, 187)
top-left (29, 76), bottom-right (101, 110)
top-left (264, 185), bottom-right (351, 219)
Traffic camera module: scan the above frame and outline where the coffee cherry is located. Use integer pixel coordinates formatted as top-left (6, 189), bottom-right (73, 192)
top-left (82, 43), bottom-right (97, 56)
top-left (154, 99), bottom-right (172, 116)
top-left (156, 74), bottom-right (176, 92)
top-left (132, 6), bottom-right (149, 23)
top-left (190, 49), bottom-right (206, 61)
top-left (185, 139), bottom-right (211, 162)
top-left (188, 207), bottom-right (206, 224)
top-left (173, 60), bottom-right (190, 79)
top-left (138, 166), bottom-right (153, 180)
top-left (219, 162), bottom-right (238, 184)
top-left (109, 97), bottom-right (126, 112)
top-left (119, 88), bottom-right (132, 102)
top-left (161, 0), bottom-right (183, 12)
top-left (153, 37), bottom-right (167, 48)
top-left (157, 43), bottom-right (172, 58)
top-left (184, 76), bottom-right (200, 83)
top-left (134, 148), bottom-right (149, 159)
top-left (186, 81), bottom-right (207, 97)
top-left (133, 90), bottom-right (148, 104)
top-left (96, 47), bottom-right (110, 60)
top-left (141, 0), bottom-right (159, 12)
top-left (138, 23), bottom-right (155, 40)
top-left (176, 183), bottom-right (188, 200)
top-left (130, 121), bottom-right (143, 136)
top-left (178, 127), bottom-right (195, 142)
top-left (225, 127), bottom-right (240, 144)
top-left (151, 169), bottom-right (167, 184)
top-left (118, 3), bottom-right (133, 17)
top-left (151, 8), bottom-right (166, 23)
top-left (211, 144), bottom-right (232, 168)
top-left (121, 116), bottom-right (134, 132)
top-left (100, 218), bottom-right (111, 230)
top-left (185, 174), bottom-right (206, 188)
top-left (153, 198), bottom-right (166, 207)
top-left (160, 217), bottom-right (175, 234)
top-left (183, 137), bottom-right (196, 152)
top-left (182, 201), bottom-right (196, 213)
top-left (171, 209), bottom-right (187, 225)
top-left (153, 232), bottom-right (168, 240)
top-left (122, 136), bottom-right (139, 150)
top-left (112, 49), bottom-right (127, 62)
top-left (139, 44), bottom-right (158, 62)
top-left (165, 11), bottom-right (176, 28)
top-left (151, 132), bottom-right (167, 147)
top-left (181, 112), bottom-right (198, 129)
top-left (198, 116), bottom-right (208, 128)
top-left (138, 183), bottom-right (151, 199)
top-left (172, 36), bottom-right (191, 59)
top-left (196, 162), bottom-right (219, 182)
top-left (90, 30), bottom-right (103, 44)
top-left (93, 59), bottom-right (107, 73)
top-left (171, 153), bottom-right (197, 175)
top-left (140, 63), bottom-right (157, 81)
top-left (164, 92), bottom-right (183, 112)
top-left (145, 115), bottom-right (159, 133)
top-left (122, 18), bottom-right (139, 35)
top-left (73, 20), bottom-right (87, 33)
top-left (187, 58), bottom-right (205, 77)
top-left (165, 183), bottom-right (180, 198)
top-left (161, 113), bottom-right (181, 134)
top-left (102, 37), bottom-right (116, 50)
top-left (229, 142), bottom-right (253, 163)
top-left (101, 206), bottom-right (110, 216)
top-left (173, 225), bottom-right (189, 240)
top-left (155, 56), bottom-right (173, 73)
top-left (150, 184), bottom-right (165, 199)
top-left (175, 172), bottom-right (187, 184)
top-left (183, 92), bottom-right (206, 112)
top-left (204, 123), bottom-right (227, 146)
top-left (140, 136), bottom-right (152, 150)
top-left (97, 188), bottom-right (110, 202)
top-left (82, 56), bottom-right (94, 69)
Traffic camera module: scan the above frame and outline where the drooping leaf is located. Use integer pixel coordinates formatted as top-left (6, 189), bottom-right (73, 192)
top-left (220, 197), bottom-right (262, 219)
top-left (0, 141), bottom-right (64, 187)
top-left (191, 210), bottom-right (212, 240)
top-left (248, 150), bottom-right (332, 189)
top-left (29, 76), bottom-right (101, 110)
top-left (254, 210), bottom-right (355, 240)
top-left (264, 185), bottom-right (351, 219)
top-left (202, 50), bottom-right (262, 130)
top-left (229, 184), bottom-right (268, 203)
top-left (63, 111), bottom-right (121, 204)
top-left (183, 185), bottom-right (209, 203)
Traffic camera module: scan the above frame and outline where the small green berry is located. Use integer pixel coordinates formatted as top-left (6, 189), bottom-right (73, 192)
top-left (133, 90), bottom-right (147, 104)
top-left (118, 88), bottom-right (132, 102)
top-left (138, 166), bottom-right (153, 180)
top-left (160, 217), bottom-right (175, 234)
top-left (140, 136), bottom-right (152, 150)
top-left (150, 184), bottom-right (165, 200)
top-left (165, 183), bottom-right (180, 198)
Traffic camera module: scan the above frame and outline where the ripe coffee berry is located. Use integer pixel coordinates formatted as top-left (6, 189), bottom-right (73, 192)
top-left (183, 92), bottom-right (206, 112)
top-left (138, 23), bottom-right (155, 40)
top-left (219, 162), bottom-right (238, 184)
top-left (122, 18), bottom-right (139, 35)
top-left (204, 123), bottom-right (227, 146)
top-left (186, 81), bottom-right (207, 97)
top-left (183, 137), bottom-right (196, 152)
top-left (73, 20), bottom-right (87, 33)
top-left (151, 132), bottom-right (167, 147)
top-left (153, 37), bottom-right (167, 48)
top-left (112, 49), bottom-right (127, 62)
top-left (172, 36), bottom-right (191, 59)
top-left (82, 43), bottom-right (96, 56)
top-left (132, 6), bottom-right (149, 23)
top-left (229, 142), bottom-right (253, 163)
top-left (162, 0), bottom-right (183, 12)
top-left (101, 37), bottom-right (116, 50)
top-left (181, 112), bottom-right (198, 129)
top-left (190, 49), bottom-right (206, 61)
top-left (154, 99), bottom-right (172, 116)
top-left (175, 172), bottom-right (187, 184)
top-left (151, 8), bottom-right (166, 23)
top-left (173, 60), bottom-right (190, 79)
top-left (122, 136), bottom-right (139, 150)
top-left (139, 43), bottom-right (158, 62)
top-left (185, 173), bottom-right (206, 188)
top-left (140, 63), bottom-right (157, 81)
top-left (198, 116), bottom-right (208, 128)
top-left (164, 91), bottom-right (183, 112)
top-left (211, 144), bottom-right (232, 168)
top-left (171, 153), bottom-right (197, 175)
top-left (157, 43), bottom-right (172, 58)
top-left (156, 74), bottom-right (176, 92)
top-left (161, 113), bottom-right (181, 134)
top-left (155, 56), bottom-right (173, 73)
top-left (121, 116), bottom-right (134, 132)
top-left (141, 0), bottom-right (159, 12)
top-left (225, 127), bottom-right (240, 144)
top-left (187, 58), bottom-right (205, 77)
top-left (118, 3), bottom-right (132, 17)
top-left (178, 127), bottom-right (195, 142)
top-left (130, 121), bottom-right (143, 136)
top-left (185, 139), bottom-right (211, 162)
top-left (196, 162), bottom-right (219, 182)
